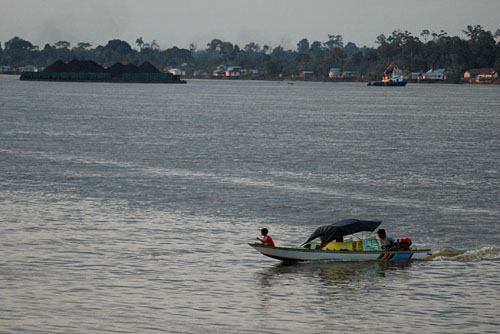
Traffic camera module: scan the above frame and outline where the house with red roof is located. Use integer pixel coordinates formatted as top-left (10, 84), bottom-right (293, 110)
top-left (464, 68), bottom-right (498, 82)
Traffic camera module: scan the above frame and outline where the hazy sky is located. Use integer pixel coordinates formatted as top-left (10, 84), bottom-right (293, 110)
top-left (1, 0), bottom-right (499, 50)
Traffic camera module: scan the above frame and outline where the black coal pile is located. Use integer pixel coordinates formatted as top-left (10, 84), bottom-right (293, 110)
top-left (44, 60), bottom-right (105, 73)
top-left (105, 62), bottom-right (162, 77)
top-left (43, 60), bottom-right (162, 77)
top-left (67, 60), bottom-right (105, 72)
top-left (124, 63), bottom-right (140, 72)
top-left (138, 61), bottom-right (161, 73)
top-left (43, 60), bottom-right (69, 72)
top-left (105, 63), bottom-right (127, 78)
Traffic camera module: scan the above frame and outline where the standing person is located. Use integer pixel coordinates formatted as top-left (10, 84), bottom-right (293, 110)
top-left (256, 228), bottom-right (275, 247)
top-left (377, 229), bottom-right (397, 250)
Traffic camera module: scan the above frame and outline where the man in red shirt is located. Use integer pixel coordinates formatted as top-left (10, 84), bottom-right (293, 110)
top-left (256, 228), bottom-right (275, 247)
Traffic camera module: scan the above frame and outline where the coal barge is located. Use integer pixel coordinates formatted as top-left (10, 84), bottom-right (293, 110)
top-left (20, 60), bottom-right (186, 84)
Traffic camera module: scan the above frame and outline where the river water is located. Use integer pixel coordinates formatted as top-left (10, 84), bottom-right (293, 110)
top-left (1, 75), bottom-right (499, 333)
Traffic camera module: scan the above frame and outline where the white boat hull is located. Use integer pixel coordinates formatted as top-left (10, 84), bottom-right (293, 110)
top-left (249, 243), bottom-right (432, 261)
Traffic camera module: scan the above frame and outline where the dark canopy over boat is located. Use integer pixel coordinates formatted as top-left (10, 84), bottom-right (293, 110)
top-left (304, 219), bottom-right (382, 246)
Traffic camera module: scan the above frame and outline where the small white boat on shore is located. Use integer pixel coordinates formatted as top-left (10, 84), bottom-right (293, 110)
top-left (250, 219), bottom-right (432, 262)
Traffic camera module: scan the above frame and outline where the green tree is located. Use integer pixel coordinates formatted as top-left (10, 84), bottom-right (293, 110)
top-left (3, 37), bottom-right (36, 67)
top-left (77, 42), bottom-right (92, 50)
top-left (350, 51), bottom-right (363, 65)
top-left (494, 58), bottom-right (500, 74)
top-left (330, 47), bottom-right (347, 67)
top-left (54, 41), bottom-right (70, 49)
top-left (475, 29), bottom-right (496, 66)
top-left (343, 42), bottom-right (359, 57)
top-left (375, 33), bottom-right (394, 60)
top-left (5, 36), bottom-right (34, 50)
top-left (375, 34), bottom-right (386, 45)
top-left (244, 42), bottom-right (260, 53)
top-left (189, 43), bottom-right (197, 53)
top-left (264, 57), bottom-right (283, 78)
top-left (207, 39), bottom-right (223, 52)
top-left (462, 25), bottom-right (496, 67)
top-left (135, 37), bottom-right (144, 50)
top-left (297, 38), bottom-right (309, 53)
top-left (324, 34), bottom-right (343, 49)
top-left (420, 29), bottom-right (430, 43)
top-left (151, 40), bottom-right (160, 51)
top-left (104, 39), bottom-right (134, 55)
top-left (462, 25), bottom-right (483, 42)
top-left (163, 47), bottom-right (193, 66)
top-left (310, 41), bottom-right (323, 56)
top-left (94, 39), bottom-right (136, 64)
top-left (220, 41), bottom-right (237, 61)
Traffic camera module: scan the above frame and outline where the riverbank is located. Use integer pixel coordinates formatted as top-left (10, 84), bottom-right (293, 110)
top-left (6, 72), bottom-right (499, 85)
top-left (184, 76), bottom-right (500, 85)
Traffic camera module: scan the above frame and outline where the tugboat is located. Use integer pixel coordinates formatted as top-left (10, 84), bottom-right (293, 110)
top-left (368, 64), bottom-right (407, 86)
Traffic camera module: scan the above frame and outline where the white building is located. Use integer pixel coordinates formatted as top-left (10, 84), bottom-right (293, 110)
top-left (464, 68), bottom-right (497, 81)
top-left (0, 65), bottom-right (12, 73)
top-left (212, 64), bottom-right (227, 77)
top-left (225, 66), bottom-right (242, 78)
top-left (424, 69), bottom-right (447, 80)
top-left (328, 68), bottom-right (342, 79)
top-left (168, 68), bottom-right (183, 76)
top-left (300, 71), bottom-right (314, 80)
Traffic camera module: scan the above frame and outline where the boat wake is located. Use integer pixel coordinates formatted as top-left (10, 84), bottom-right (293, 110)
top-left (427, 246), bottom-right (500, 261)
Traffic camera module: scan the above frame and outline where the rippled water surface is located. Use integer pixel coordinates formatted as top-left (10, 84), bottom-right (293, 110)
top-left (1, 75), bottom-right (499, 333)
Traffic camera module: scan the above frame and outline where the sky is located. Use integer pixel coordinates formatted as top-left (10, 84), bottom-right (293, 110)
top-left (1, 0), bottom-right (499, 51)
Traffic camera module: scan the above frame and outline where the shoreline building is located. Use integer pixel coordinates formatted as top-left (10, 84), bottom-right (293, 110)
top-left (424, 69), bottom-right (447, 80)
top-left (464, 68), bottom-right (498, 82)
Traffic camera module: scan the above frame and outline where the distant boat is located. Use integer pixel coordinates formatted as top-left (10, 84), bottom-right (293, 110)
top-left (368, 64), bottom-right (407, 86)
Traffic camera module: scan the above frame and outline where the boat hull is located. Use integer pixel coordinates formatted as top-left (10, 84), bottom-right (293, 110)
top-left (249, 243), bottom-right (431, 261)
top-left (368, 81), bottom-right (407, 86)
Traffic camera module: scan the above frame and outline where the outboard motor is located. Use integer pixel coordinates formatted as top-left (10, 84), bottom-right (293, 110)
top-left (398, 238), bottom-right (412, 250)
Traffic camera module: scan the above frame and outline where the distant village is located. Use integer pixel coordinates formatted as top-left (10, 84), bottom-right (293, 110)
top-left (2, 63), bottom-right (498, 84)
top-left (193, 65), bottom-right (498, 83)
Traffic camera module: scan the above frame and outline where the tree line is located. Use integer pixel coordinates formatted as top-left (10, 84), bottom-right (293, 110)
top-left (1, 25), bottom-right (499, 81)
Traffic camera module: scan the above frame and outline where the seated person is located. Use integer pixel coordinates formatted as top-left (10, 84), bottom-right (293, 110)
top-left (377, 229), bottom-right (397, 250)
top-left (256, 228), bottom-right (275, 247)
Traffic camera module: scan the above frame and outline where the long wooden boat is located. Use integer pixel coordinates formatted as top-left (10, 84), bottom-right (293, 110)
top-left (249, 243), bottom-right (432, 262)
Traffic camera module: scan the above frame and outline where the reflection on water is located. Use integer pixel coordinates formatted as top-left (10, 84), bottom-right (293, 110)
top-left (257, 260), bottom-right (413, 290)
top-left (254, 260), bottom-right (422, 332)
top-left (253, 257), bottom-right (500, 333)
